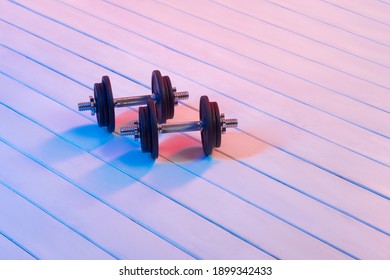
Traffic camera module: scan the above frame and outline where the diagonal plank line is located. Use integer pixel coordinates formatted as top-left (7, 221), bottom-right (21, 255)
top-left (0, 227), bottom-right (39, 260)
top-left (0, 178), bottom-right (120, 259)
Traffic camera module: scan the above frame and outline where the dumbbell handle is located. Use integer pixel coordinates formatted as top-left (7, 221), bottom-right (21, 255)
top-left (115, 90), bottom-right (189, 107)
top-left (114, 95), bottom-right (151, 107)
top-left (120, 115), bottom-right (238, 137)
top-left (158, 121), bottom-right (202, 133)
top-left (158, 117), bottom-right (238, 134)
top-left (78, 90), bottom-right (189, 112)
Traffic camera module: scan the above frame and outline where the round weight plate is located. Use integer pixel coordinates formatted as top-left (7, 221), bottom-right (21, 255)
top-left (151, 70), bottom-right (168, 123)
top-left (102, 76), bottom-right (115, 133)
top-left (163, 76), bottom-right (175, 120)
top-left (139, 106), bottom-right (150, 153)
top-left (93, 83), bottom-right (103, 127)
top-left (147, 99), bottom-right (159, 159)
top-left (144, 105), bottom-right (153, 153)
top-left (211, 102), bottom-right (222, 148)
top-left (99, 82), bottom-right (108, 127)
top-left (200, 96), bottom-right (214, 156)
top-left (208, 101), bottom-right (217, 151)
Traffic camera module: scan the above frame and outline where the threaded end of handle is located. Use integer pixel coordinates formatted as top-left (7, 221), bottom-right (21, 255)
top-left (120, 126), bottom-right (135, 136)
top-left (120, 122), bottom-right (140, 139)
top-left (225, 118), bottom-right (238, 128)
top-left (174, 91), bottom-right (189, 101)
top-left (78, 101), bottom-right (93, 111)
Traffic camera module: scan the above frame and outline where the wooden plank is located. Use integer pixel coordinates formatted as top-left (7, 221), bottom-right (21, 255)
top-left (318, 0), bottom-right (390, 26)
top-left (0, 233), bottom-right (35, 260)
top-left (0, 143), bottom-right (197, 260)
top-left (108, 0), bottom-right (390, 111)
top-left (266, 0), bottom-right (389, 40)
top-left (164, 0), bottom-right (389, 83)
top-left (0, 182), bottom-right (113, 259)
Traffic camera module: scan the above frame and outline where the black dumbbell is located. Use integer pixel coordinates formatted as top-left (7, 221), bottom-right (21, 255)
top-left (77, 70), bottom-right (189, 133)
top-left (120, 96), bottom-right (238, 159)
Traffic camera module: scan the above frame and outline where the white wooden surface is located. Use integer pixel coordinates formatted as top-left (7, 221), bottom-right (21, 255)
top-left (0, 0), bottom-right (389, 260)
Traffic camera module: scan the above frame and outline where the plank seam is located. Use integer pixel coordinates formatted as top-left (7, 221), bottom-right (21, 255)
top-left (320, 0), bottom-right (390, 26)
top-left (0, 227), bottom-right (39, 260)
top-left (264, 0), bottom-right (390, 47)
top-left (0, 179), bottom-right (119, 259)
top-left (206, 0), bottom-right (390, 71)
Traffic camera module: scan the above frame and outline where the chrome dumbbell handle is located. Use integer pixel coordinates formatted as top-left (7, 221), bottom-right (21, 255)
top-left (78, 90), bottom-right (189, 112)
top-left (157, 117), bottom-right (238, 134)
top-left (113, 95), bottom-right (151, 107)
top-left (120, 117), bottom-right (238, 138)
top-left (158, 121), bottom-right (202, 133)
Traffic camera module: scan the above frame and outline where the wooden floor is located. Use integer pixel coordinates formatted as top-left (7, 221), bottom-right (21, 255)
top-left (0, 0), bottom-right (389, 260)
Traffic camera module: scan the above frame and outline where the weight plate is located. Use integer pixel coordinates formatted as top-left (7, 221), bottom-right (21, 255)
top-left (144, 105), bottom-right (152, 153)
top-left (163, 76), bottom-right (175, 120)
top-left (99, 82), bottom-right (108, 127)
top-left (102, 76), bottom-right (115, 133)
top-left (147, 99), bottom-right (159, 159)
top-left (139, 106), bottom-right (150, 153)
top-left (151, 70), bottom-right (167, 123)
top-left (208, 101), bottom-right (217, 152)
top-left (94, 83), bottom-right (103, 127)
top-left (200, 96), bottom-right (214, 156)
top-left (211, 102), bottom-right (222, 148)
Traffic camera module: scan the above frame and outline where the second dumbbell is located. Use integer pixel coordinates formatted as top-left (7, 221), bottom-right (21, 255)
top-left (120, 96), bottom-right (238, 159)
top-left (78, 70), bottom-right (189, 132)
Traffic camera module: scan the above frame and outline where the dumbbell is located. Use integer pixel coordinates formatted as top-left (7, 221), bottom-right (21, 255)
top-left (77, 70), bottom-right (189, 133)
top-left (120, 96), bottom-right (238, 159)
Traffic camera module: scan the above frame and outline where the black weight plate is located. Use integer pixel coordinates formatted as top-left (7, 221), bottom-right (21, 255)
top-left (99, 82), bottom-right (108, 127)
top-left (139, 106), bottom-right (149, 153)
top-left (211, 102), bottom-right (222, 148)
top-left (208, 101), bottom-right (217, 151)
top-left (200, 96), bottom-right (214, 156)
top-left (144, 105), bottom-right (152, 153)
top-left (151, 70), bottom-right (167, 123)
top-left (147, 99), bottom-right (159, 159)
top-left (102, 76), bottom-right (115, 133)
top-left (93, 83), bottom-right (103, 126)
top-left (163, 75), bottom-right (175, 120)
top-left (162, 76), bottom-right (172, 120)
